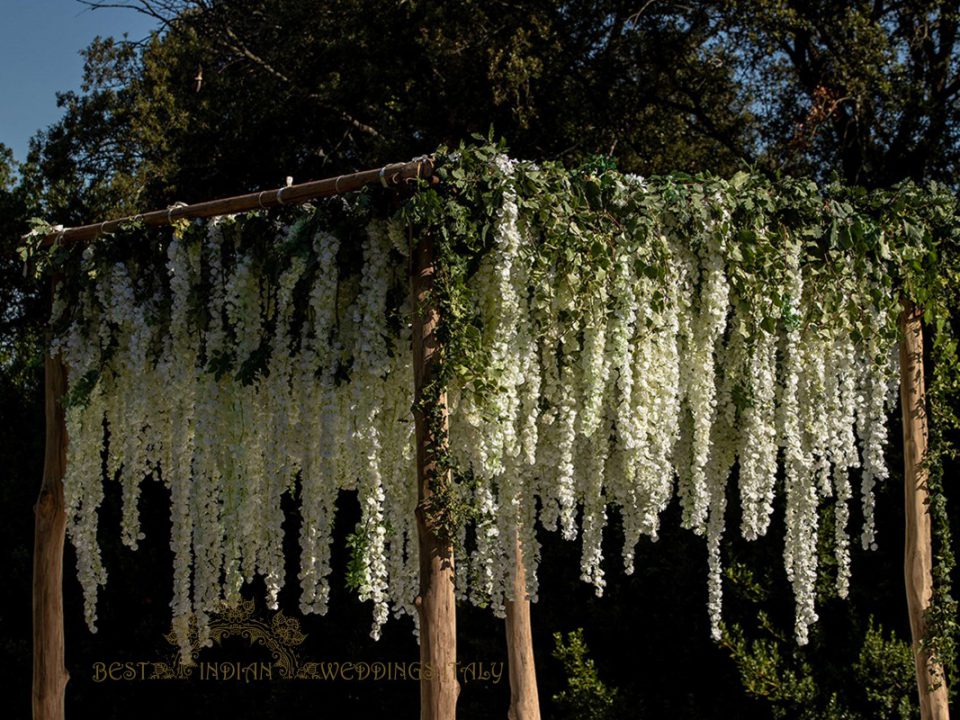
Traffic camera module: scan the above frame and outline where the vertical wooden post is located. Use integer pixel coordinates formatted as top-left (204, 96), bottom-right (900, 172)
top-left (33, 325), bottom-right (69, 719)
top-left (505, 534), bottom-right (541, 720)
top-left (411, 232), bottom-right (459, 719)
top-left (898, 300), bottom-right (951, 720)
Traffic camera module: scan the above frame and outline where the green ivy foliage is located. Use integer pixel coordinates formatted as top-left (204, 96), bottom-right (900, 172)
top-left (403, 138), bottom-right (960, 393)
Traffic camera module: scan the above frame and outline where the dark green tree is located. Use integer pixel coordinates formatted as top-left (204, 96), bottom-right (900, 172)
top-left (716, 0), bottom-right (960, 185)
top-left (32, 0), bottom-right (754, 219)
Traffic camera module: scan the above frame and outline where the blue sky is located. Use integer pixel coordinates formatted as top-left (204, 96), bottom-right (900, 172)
top-left (0, 0), bottom-right (160, 164)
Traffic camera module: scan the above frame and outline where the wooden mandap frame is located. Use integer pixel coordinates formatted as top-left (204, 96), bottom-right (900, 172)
top-left (30, 158), bottom-right (948, 720)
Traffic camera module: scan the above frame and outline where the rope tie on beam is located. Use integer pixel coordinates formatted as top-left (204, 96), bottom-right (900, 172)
top-left (411, 156), bottom-right (431, 187)
top-left (166, 202), bottom-right (188, 224)
top-left (276, 176), bottom-right (295, 205)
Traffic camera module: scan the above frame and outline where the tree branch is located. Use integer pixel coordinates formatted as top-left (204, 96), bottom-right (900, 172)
top-left (663, 96), bottom-right (756, 168)
top-left (76, 0), bottom-right (199, 33)
top-left (219, 25), bottom-right (384, 141)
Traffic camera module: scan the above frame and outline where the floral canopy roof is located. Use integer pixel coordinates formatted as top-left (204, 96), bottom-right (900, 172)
top-left (43, 143), bottom-right (960, 655)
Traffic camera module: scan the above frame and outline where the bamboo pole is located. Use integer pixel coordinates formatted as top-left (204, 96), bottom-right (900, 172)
top-left (411, 231), bottom-right (459, 719)
top-left (42, 159), bottom-right (433, 246)
top-left (898, 299), bottom-right (951, 720)
top-left (505, 534), bottom-right (541, 720)
top-left (33, 299), bottom-right (69, 720)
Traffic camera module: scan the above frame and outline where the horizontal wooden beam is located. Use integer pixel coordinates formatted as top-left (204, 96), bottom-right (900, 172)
top-left (42, 158), bottom-right (434, 246)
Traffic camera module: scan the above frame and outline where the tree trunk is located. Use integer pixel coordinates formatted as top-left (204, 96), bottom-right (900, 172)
top-left (505, 534), bottom-right (541, 720)
top-left (898, 300), bottom-right (951, 720)
top-left (33, 345), bottom-right (69, 719)
top-left (411, 232), bottom-right (459, 720)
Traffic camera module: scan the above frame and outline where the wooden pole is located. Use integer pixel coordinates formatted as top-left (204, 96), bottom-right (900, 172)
top-left (42, 158), bottom-right (433, 246)
top-left (504, 534), bottom-right (541, 720)
top-left (411, 232), bottom-right (459, 719)
top-left (33, 309), bottom-right (69, 719)
top-left (899, 299), bottom-right (951, 720)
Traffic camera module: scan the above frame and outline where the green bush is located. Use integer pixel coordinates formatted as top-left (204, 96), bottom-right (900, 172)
top-left (552, 628), bottom-right (619, 720)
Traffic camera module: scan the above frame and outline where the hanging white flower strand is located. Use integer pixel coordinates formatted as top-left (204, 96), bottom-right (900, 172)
top-left (738, 307), bottom-right (779, 541)
top-left (61, 279), bottom-right (108, 633)
top-left (298, 229), bottom-right (341, 616)
top-left (681, 211), bottom-right (730, 535)
top-left (350, 220), bottom-right (393, 639)
top-left (163, 233), bottom-right (204, 656)
top-left (261, 239), bottom-right (308, 609)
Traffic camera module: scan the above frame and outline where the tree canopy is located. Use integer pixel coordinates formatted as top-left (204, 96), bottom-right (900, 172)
top-left (28, 0), bottom-right (960, 229)
top-left (3, 2), bottom-right (960, 718)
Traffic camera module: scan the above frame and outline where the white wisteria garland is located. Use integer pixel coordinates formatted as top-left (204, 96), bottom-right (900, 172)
top-left (51, 156), bottom-right (905, 653)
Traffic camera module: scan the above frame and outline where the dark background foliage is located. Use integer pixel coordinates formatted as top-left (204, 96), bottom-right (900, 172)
top-left (2, 1), bottom-right (959, 717)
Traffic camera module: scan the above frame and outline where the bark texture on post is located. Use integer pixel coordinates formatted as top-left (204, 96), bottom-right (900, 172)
top-left (33, 347), bottom-right (69, 720)
top-left (411, 232), bottom-right (459, 720)
top-left (505, 534), bottom-right (541, 720)
top-left (899, 300), bottom-right (951, 720)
